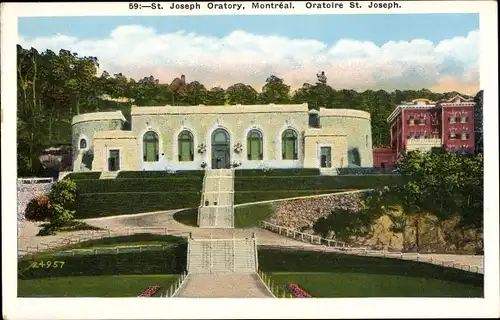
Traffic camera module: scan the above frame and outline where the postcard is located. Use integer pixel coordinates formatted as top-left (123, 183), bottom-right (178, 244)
top-left (1, 1), bottom-right (498, 319)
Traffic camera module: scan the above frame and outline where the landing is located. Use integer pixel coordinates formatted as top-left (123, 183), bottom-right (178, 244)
top-left (175, 273), bottom-right (273, 298)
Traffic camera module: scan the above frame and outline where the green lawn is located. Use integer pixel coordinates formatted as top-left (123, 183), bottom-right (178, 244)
top-left (234, 189), bottom-right (354, 204)
top-left (173, 209), bottom-right (198, 227)
top-left (234, 203), bottom-right (275, 228)
top-left (259, 248), bottom-right (483, 298)
top-left (172, 204), bottom-right (275, 228)
top-left (18, 274), bottom-right (180, 297)
top-left (269, 272), bottom-right (483, 297)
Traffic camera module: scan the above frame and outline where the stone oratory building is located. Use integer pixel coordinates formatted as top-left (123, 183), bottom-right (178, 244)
top-left (71, 103), bottom-right (373, 175)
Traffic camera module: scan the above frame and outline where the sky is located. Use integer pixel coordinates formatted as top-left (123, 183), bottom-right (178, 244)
top-left (18, 14), bottom-right (480, 94)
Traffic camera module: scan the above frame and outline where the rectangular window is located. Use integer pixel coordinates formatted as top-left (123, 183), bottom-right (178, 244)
top-left (449, 117), bottom-right (455, 124)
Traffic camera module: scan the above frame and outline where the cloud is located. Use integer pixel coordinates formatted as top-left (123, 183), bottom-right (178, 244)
top-left (18, 26), bottom-right (480, 94)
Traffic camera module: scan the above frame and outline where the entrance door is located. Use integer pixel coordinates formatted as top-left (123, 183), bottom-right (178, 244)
top-left (211, 128), bottom-right (230, 169)
top-left (320, 146), bottom-right (332, 168)
top-left (108, 149), bottom-right (120, 171)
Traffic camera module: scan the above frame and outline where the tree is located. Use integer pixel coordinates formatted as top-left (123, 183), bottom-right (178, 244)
top-left (258, 75), bottom-right (291, 104)
top-left (205, 87), bottom-right (226, 105)
top-left (369, 150), bottom-right (484, 251)
top-left (225, 83), bottom-right (258, 105)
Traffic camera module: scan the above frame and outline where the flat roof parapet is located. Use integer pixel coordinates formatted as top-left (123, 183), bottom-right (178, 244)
top-left (72, 111), bottom-right (127, 125)
top-left (130, 103), bottom-right (310, 115)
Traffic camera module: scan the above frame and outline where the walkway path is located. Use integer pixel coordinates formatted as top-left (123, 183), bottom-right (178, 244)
top-left (82, 210), bottom-right (318, 248)
top-left (175, 273), bottom-right (273, 298)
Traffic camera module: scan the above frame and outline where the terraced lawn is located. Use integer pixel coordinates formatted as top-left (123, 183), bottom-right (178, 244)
top-left (259, 248), bottom-right (483, 298)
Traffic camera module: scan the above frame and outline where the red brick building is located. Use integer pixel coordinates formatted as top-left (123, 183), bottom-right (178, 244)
top-left (373, 95), bottom-right (475, 168)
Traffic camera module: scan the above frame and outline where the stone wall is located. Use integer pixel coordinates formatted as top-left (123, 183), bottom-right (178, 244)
top-left (17, 180), bottom-right (54, 220)
top-left (268, 192), bottom-right (482, 254)
top-left (270, 192), bottom-right (365, 231)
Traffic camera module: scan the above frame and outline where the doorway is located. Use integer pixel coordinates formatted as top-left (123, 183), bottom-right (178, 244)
top-left (320, 146), bottom-right (332, 168)
top-left (211, 128), bottom-right (230, 169)
top-left (108, 149), bottom-right (120, 171)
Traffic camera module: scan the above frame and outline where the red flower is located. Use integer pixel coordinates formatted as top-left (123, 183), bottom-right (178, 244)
top-left (138, 285), bottom-right (160, 297)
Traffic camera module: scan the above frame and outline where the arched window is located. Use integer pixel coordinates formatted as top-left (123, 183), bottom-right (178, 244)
top-left (143, 131), bottom-right (159, 162)
top-left (79, 138), bottom-right (87, 149)
top-left (178, 130), bottom-right (194, 162)
top-left (247, 130), bottom-right (263, 160)
top-left (282, 129), bottom-right (298, 160)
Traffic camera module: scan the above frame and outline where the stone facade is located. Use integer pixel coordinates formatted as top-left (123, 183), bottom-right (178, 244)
top-left (71, 104), bottom-right (373, 172)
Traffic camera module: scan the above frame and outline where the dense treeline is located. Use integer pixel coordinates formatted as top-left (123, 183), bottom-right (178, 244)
top-left (17, 45), bottom-right (483, 176)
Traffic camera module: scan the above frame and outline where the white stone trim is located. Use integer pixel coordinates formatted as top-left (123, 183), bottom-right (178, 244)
top-left (138, 127), bottom-right (163, 164)
top-left (172, 127), bottom-right (197, 163)
top-left (277, 125), bottom-right (301, 162)
top-left (77, 133), bottom-right (90, 151)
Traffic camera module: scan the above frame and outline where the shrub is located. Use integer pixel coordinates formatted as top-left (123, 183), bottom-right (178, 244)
top-left (24, 196), bottom-right (51, 221)
top-left (48, 179), bottom-right (77, 226)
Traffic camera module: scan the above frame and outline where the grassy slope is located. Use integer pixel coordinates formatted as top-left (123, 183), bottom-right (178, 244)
top-left (173, 204), bottom-right (275, 228)
top-left (259, 249), bottom-right (483, 298)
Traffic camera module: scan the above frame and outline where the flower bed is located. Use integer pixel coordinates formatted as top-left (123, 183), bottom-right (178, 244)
top-left (285, 284), bottom-right (312, 298)
top-left (138, 285), bottom-right (160, 297)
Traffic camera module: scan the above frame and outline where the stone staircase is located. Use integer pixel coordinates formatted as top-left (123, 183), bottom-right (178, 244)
top-left (198, 169), bottom-right (234, 228)
top-left (187, 235), bottom-right (258, 274)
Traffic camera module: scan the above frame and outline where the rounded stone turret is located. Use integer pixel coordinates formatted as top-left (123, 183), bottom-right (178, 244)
top-left (71, 111), bottom-right (127, 170)
top-left (318, 108), bottom-right (373, 167)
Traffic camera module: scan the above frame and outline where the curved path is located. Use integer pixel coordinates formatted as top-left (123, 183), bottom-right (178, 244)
top-left (19, 210), bottom-right (484, 268)
top-left (82, 210), bottom-right (319, 248)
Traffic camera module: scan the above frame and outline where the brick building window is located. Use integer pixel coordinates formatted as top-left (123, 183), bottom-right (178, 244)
top-left (408, 117), bottom-right (415, 126)
top-left (449, 130), bottom-right (456, 139)
top-left (460, 113), bottom-right (468, 123)
top-left (460, 130), bottom-right (469, 140)
top-left (449, 116), bottom-right (455, 124)
top-left (419, 116), bottom-right (426, 125)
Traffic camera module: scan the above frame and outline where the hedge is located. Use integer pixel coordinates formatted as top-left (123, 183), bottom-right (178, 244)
top-left (337, 167), bottom-right (397, 175)
top-left (75, 192), bottom-right (201, 218)
top-left (257, 248), bottom-right (483, 286)
top-left (65, 172), bottom-right (102, 180)
top-left (19, 243), bottom-right (187, 279)
top-left (234, 190), bottom-right (352, 204)
top-left (235, 175), bottom-right (406, 192)
top-left (234, 168), bottom-right (320, 177)
top-left (74, 177), bottom-right (203, 194)
top-left (117, 170), bottom-right (206, 178)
